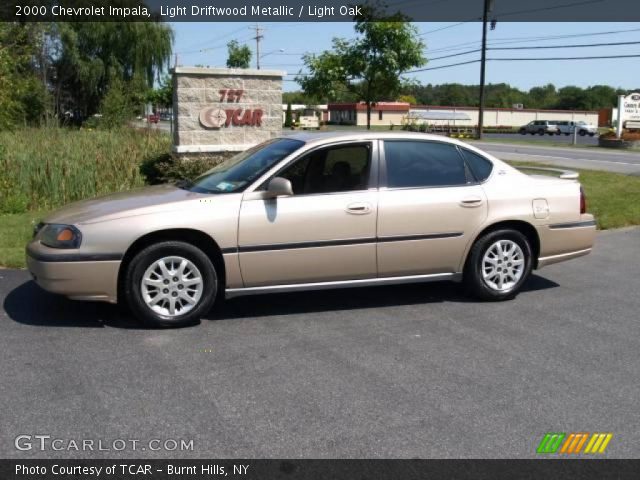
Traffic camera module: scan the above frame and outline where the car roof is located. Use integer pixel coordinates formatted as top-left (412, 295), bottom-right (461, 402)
top-left (279, 130), bottom-right (469, 147)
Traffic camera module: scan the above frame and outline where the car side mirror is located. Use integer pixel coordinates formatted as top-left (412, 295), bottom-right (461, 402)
top-left (266, 177), bottom-right (293, 198)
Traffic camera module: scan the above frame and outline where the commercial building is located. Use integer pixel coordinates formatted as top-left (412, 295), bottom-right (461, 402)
top-left (326, 102), bottom-right (599, 128)
top-left (328, 102), bottom-right (411, 126)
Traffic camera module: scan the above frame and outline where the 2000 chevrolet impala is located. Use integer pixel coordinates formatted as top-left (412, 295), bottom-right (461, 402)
top-left (27, 132), bottom-right (596, 327)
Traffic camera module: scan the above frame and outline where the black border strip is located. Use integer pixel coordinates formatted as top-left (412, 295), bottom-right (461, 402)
top-left (549, 220), bottom-right (597, 230)
top-left (230, 232), bottom-right (463, 254)
top-left (26, 246), bottom-right (122, 263)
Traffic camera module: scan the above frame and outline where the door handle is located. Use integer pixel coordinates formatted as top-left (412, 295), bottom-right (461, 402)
top-left (346, 202), bottom-right (372, 215)
top-left (459, 196), bottom-right (483, 208)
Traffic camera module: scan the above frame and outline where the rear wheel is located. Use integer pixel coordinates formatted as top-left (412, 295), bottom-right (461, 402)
top-left (124, 241), bottom-right (217, 327)
top-left (464, 229), bottom-right (533, 301)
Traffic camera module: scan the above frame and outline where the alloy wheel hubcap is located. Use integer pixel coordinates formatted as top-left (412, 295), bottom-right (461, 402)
top-left (141, 256), bottom-right (203, 317)
top-left (481, 240), bottom-right (525, 292)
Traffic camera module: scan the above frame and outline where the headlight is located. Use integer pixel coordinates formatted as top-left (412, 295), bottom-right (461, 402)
top-left (38, 224), bottom-right (82, 249)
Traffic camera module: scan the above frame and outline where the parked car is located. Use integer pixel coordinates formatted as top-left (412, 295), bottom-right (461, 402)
top-left (556, 121), bottom-right (598, 137)
top-left (519, 120), bottom-right (560, 135)
top-left (27, 132), bottom-right (596, 327)
top-left (147, 114), bottom-right (160, 124)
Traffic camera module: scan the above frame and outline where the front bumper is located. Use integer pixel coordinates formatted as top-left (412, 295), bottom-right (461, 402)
top-left (26, 242), bottom-right (121, 303)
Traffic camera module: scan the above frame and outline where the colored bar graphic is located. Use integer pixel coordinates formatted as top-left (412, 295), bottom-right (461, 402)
top-left (584, 433), bottom-right (613, 454)
top-left (538, 433), bottom-right (612, 454)
top-left (536, 432), bottom-right (613, 455)
top-left (537, 433), bottom-right (566, 454)
top-left (560, 432), bottom-right (589, 454)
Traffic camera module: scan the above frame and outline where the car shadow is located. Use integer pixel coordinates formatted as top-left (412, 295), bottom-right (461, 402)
top-left (3, 279), bottom-right (137, 329)
top-left (4, 275), bottom-right (559, 328)
top-left (208, 274), bottom-right (559, 320)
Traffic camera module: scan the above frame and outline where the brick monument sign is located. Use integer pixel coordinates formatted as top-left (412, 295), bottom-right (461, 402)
top-left (172, 67), bottom-right (284, 153)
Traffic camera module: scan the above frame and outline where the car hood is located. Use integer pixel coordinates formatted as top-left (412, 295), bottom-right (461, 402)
top-left (43, 184), bottom-right (212, 225)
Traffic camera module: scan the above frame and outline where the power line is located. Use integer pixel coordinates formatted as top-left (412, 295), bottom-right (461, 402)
top-left (406, 59), bottom-right (481, 73)
top-left (402, 52), bottom-right (640, 75)
top-left (176, 26), bottom-right (249, 54)
top-left (495, 0), bottom-right (604, 18)
top-left (490, 40), bottom-right (640, 50)
top-left (424, 26), bottom-right (640, 55)
top-left (490, 53), bottom-right (640, 61)
top-left (429, 48), bottom-right (482, 61)
top-left (418, 22), bottom-right (470, 37)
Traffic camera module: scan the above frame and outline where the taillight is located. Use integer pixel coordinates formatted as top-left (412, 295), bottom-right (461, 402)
top-left (580, 186), bottom-right (586, 214)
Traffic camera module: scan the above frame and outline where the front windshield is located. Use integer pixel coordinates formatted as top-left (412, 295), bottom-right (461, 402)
top-left (186, 138), bottom-right (304, 194)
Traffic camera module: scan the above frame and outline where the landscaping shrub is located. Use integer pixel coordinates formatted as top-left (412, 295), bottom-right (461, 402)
top-left (600, 130), bottom-right (640, 141)
top-left (140, 151), bottom-right (235, 185)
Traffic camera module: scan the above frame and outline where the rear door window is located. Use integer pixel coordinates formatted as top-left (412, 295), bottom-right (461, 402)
top-left (384, 141), bottom-right (468, 188)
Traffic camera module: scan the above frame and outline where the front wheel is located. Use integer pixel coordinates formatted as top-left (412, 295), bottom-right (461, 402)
top-left (124, 241), bottom-right (218, 327)
top-left (464, 230), bottom-right (533, 301)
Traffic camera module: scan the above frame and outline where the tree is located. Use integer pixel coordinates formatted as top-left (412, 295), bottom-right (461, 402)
top-left (284, 102), bottom-right (293, 127)
top-left (0, 23), bottom-right (50, 128)
top-left (100, 76), bottom-right (131, 129)
top-left (297, 9), bottom-right (425, 129)
top-left (53, 21), bottom-right (173, 117)
top-left (397, 94), bottom-right (417, 104)
top-left (148, 74), bottom-right (173, 109)
top-left (226, 40), bottom-right (252, 69)
top-left (528, 84), bottom-right (557, 109)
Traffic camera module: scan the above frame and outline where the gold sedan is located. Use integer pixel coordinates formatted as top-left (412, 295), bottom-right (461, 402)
top-left (27, 132), bottom-right (596, 327)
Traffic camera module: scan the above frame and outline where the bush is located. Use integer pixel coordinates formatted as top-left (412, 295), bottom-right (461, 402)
top-left (600, 130), bottom-right (640, 141)
top-left (140, 152), bottom-right (235, 185)
top-left (0, 128), bottom-right (170, 214)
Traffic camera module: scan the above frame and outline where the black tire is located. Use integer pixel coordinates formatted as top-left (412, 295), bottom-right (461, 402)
top-left (124, 241), bottom-right (217, 327)
top-left (579, 130), bottom-right (586, 136)
top-left (589, 132), bottom-right (595, 137)
top-left (564, 133), bottom-right (570, 136)
top-left (463, 229), bottom-right (533, 301)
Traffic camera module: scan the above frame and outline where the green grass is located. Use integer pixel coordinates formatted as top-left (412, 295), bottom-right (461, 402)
top-left (0, 211), bottom-right (45, 269)
top-left (508, 162), bottom-right (640, 230)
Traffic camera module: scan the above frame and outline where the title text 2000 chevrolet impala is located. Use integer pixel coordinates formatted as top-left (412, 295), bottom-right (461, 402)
top-left (27, 132), bottom-right (596, 327)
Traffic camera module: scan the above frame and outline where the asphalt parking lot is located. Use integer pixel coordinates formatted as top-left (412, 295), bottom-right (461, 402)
top-left (1, 227), bottom-right (639, 459)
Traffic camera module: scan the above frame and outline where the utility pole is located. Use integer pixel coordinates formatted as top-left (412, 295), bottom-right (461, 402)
top-left (477, 0), bottom-right (492, 140)
top-left (251, 24), bottom-right (264, 69)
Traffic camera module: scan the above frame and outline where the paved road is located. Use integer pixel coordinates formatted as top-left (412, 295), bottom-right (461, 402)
top-left (468, 141), bottom-right (640, 175)
top-left (1, 228), bottom-right (639, 459)
top-left (483, 132), bottom-right (599, 146)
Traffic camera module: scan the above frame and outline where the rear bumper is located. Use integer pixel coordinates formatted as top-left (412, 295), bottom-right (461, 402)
top-left (26, 243), bottom-right (120, 303)
top-left (537, 216), bottom-right (596, 269)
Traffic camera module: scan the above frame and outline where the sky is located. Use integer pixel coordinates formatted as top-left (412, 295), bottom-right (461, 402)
top-left (170, 21), bottom-right (640, 92)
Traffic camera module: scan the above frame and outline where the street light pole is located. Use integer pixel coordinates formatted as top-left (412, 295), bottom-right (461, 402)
top-left (477, 0), bottom-right (491, 140)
